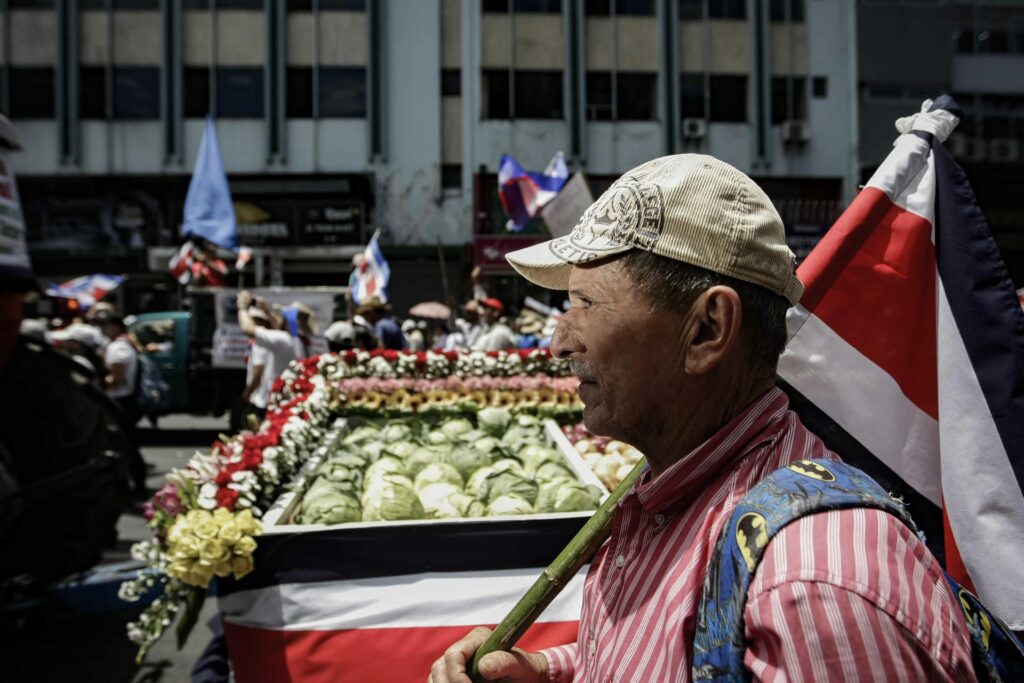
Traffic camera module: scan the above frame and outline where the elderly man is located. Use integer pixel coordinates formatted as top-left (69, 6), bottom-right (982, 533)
top-left (430, 155), bottom-right (975, 682)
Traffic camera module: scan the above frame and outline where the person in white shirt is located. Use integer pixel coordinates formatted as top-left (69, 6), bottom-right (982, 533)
top-left (91, 308), bottom-right (148, 496)
top-left (470, 298), bottom-right (516, 352)
top-left (236, 292), bottom-right (301, 414)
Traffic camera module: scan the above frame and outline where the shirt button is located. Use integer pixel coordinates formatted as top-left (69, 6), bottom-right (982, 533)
top-left (614, 554), bottom-right (625, 568)
top-left (654, 514), bottom-right (665, 525)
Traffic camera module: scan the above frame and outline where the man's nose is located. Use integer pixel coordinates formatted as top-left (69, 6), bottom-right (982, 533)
top-left (550, 319), bottom-right (579, 359)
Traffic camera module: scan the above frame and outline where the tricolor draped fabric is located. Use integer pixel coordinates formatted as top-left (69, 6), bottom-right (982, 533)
top-left (217, 516), bottom-right (586, 682)
top-left (499, 153), bottom-right (569, 232)
top-left (349, 231), bottom-right (391, 305)
top-left (778, 96), bottom-right (1024, 628)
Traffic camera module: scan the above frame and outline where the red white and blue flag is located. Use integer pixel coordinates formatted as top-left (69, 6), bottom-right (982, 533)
top-left (217, 518), bottom-right (584, 682)
top-left (779, 96), bottom-right (1024, 629)
top-left (349, 231), bottom-right (390, 305)
top-left (499, 152), bottom-right (569, 232)
top-left (168, 241), bottom-right (196, 285)
top-left (45, 273), bottom-right (124, 309)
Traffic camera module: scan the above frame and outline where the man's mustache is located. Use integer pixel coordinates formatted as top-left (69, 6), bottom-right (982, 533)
top-left (570, 360), bottom-right (597, 383)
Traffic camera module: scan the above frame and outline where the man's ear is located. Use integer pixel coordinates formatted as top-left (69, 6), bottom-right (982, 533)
top-left (683, 286), bottom-right (743, 375)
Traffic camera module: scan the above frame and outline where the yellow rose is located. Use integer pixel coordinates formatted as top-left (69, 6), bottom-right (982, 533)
top-left (218, 521), bottom-right (242, 544)
top-left (235, 509), bottom-right (254, 527)
top-left (199, 538), bottom-right (230, 564)
top-left (186, 566), bottom-right (214, 588)
top-left (213, 560), bottom-right (234, 578)
top-left (231, 555), bottom-right (255, 580)
top-left (213, 507), bottom-right (232, 522)
top-left (167, 560), bottom-right (192, 580)
top-left (185, 510), bottom-right (205, 525)
top-left (192, 516), bottom-right (219, 540)
top-left (233, 536), bottom-right (257, 556)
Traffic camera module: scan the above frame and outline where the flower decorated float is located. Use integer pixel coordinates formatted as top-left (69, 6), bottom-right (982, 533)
top-left (122, 349), bottom-right (635, 680)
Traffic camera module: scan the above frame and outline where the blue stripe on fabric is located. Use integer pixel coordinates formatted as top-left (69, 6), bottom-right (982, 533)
top-left (216, 514), bottom-right (589, 595)
top-left (932, 140), bottom-right (1024, 497)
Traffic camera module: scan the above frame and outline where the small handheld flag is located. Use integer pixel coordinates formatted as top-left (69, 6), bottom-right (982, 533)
top-left (349, 231), bottom-right (391, 305)
top-left (499, 152), bottom-right (569, 232)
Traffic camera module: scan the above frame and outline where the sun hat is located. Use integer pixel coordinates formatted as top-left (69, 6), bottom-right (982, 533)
top-left (247, 305), bottom-right (272, 324)
top-left (324, 320), bottom-right (356, 345)
top-left (505, 154), bottom-right (803, 306)
top-left (285, 301), bottom-right (319, 336)
top-left (355, 296), bottom-right (391, 316)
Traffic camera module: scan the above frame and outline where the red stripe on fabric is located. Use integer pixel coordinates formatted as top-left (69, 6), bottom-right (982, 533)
top-left (941, 503), bottom-right (977, 593)
top-left (796, 188), bottom-right (938, 418)
top-left (223, 620), bottom-right (578, 683)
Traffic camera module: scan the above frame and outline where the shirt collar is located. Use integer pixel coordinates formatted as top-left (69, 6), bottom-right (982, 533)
top-left (632, 386), bottom-right (791, 514)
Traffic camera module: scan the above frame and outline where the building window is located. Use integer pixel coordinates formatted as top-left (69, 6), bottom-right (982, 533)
top-left (771, 77), bottom-right (806, 124)
top-left (207, 0), bottom-right (263, 8)
top-left (484, 0), bottom-right (562, 11)
top-left (616, 73), bottom-right (657, 120)
top-left (709, 75), bottom-right (746, 122)
top-left (812, 76), bottom-right (827, 99)
top-left (680, 73), bottom-right (705, 119)
top-left (678, 0), bottom-right (702, 20)
top-left (586, 0), bottom-right (655, 15)
top-left (514, 70), bottom-right (563, 119)
top-left (319, 67), bottom-right (366, 117)
top-left (441, 69), bottom-right (461, 97)
top-left (442, 164), bottom-right (462, 189)
top-left (287, 67), bottom-right (313, 118)
top-left (80, 67), bottom-right (107, 119)
top-left (586, 72), bottom-right (613, 121)
top-left (319, 0), bottom-right (367, 9)
top-left (955, 29), bottom-right (974, 54)
top-left (482, 69), bottom-right (511, 119)
top-left (8, 67), bottom-right (55, 119)
top-left (769, 0), bottom-right (804, 22)
top-left (113, 67), bottom-right (160, 119)
top-left (184, 67), bottom-right (210, 118)
top-left (110, 0), bottom-right (160, 8)
top-left (216, 67), bottom-right (263, 118)
top-left (708, 0), bottom-right (745, 20)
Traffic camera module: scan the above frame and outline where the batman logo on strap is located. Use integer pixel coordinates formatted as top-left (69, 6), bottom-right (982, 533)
top-left (787, 460), bottom-right (836, 482)
top-left (735, 512), bottom-right (769, 573)
top-left (958, 588), bottom-right (993, 650)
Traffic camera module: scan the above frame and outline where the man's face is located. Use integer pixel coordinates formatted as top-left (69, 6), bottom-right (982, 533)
top-left (551, 259), bottom-right (690, 443)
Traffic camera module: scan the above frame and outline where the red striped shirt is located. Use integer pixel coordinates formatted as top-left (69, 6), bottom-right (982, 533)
top-left (543, 388), bottom-right (975, 682)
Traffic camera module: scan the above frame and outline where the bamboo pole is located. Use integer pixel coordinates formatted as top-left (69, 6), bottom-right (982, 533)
top-left (469, 460), bottom-right (647, 681)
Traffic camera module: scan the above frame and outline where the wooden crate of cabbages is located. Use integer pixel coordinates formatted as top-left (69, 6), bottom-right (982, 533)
top-left (260, 409), bottom-right (609, 530)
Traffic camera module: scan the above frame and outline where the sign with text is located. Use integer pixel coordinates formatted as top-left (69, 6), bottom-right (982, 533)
top-left (212, 288), bottom-right (335, 369)
top-left (473, 235), bottom-right (547, 273)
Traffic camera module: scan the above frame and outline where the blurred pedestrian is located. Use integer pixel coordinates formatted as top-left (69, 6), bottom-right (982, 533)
top-left (402, 319), bottom-right (426, 352)
top-left (234, 306), bottom-right (274, 431)
top-left (236, 291), bottom-right (301, 421)
top-left (515, 317), bottom-right (544, 350)
top-left (470, 298), bottom-right (516, 351)
top-left (324, 320), bottom-right (357, 352)
top-left (356, 296), bottom-right (406, 350)
top-left (91, 308), bottom-right (149, 496)
top-left (49, 322), bottom-right (107, 380)
top-left (282, 300), bottom-right (318, 357)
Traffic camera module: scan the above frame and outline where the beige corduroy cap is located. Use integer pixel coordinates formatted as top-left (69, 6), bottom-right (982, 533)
top-left (505, 154), bottom-right (803, 306)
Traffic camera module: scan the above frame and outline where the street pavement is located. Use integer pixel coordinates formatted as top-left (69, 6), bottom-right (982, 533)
top-left (0, 414), bottom-right (230, 683)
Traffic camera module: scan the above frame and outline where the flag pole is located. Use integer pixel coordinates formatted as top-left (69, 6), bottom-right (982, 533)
top-left (436, 236), bottom-right (454, 314)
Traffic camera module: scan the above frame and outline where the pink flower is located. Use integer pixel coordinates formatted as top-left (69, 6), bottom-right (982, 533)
top-left (153, 482), bottom-right (183, 517)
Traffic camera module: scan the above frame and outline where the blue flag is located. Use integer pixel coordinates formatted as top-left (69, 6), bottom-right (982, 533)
top-left (182, 117), bottom-right (237, 250)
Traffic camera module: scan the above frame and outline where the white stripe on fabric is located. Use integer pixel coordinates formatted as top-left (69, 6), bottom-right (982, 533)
top-left (779, 308), bottom-right (942, 504)
top-left (218, 567), bottom-right (587, 632)
top-left (864, 132), bottom-right (937, 224)
top-left (937, 281), bottom-right (1024, 629)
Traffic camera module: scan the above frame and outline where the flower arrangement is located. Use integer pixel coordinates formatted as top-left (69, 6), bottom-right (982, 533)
top-left (122, 348), bottom-right (578, 660)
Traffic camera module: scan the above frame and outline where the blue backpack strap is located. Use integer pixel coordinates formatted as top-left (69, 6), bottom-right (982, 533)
top-left (945, 573), bottom-right (1024, 683)
top-left (692, 459), bottom-right (916, 682)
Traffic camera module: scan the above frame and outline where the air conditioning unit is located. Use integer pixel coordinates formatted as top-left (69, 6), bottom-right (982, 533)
top-left (782, 120), bottom-right (810, 145)
top-left (989, 138), bottom-right (1021, 164)
top-left (682, 118), bottom-right (707, 140)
